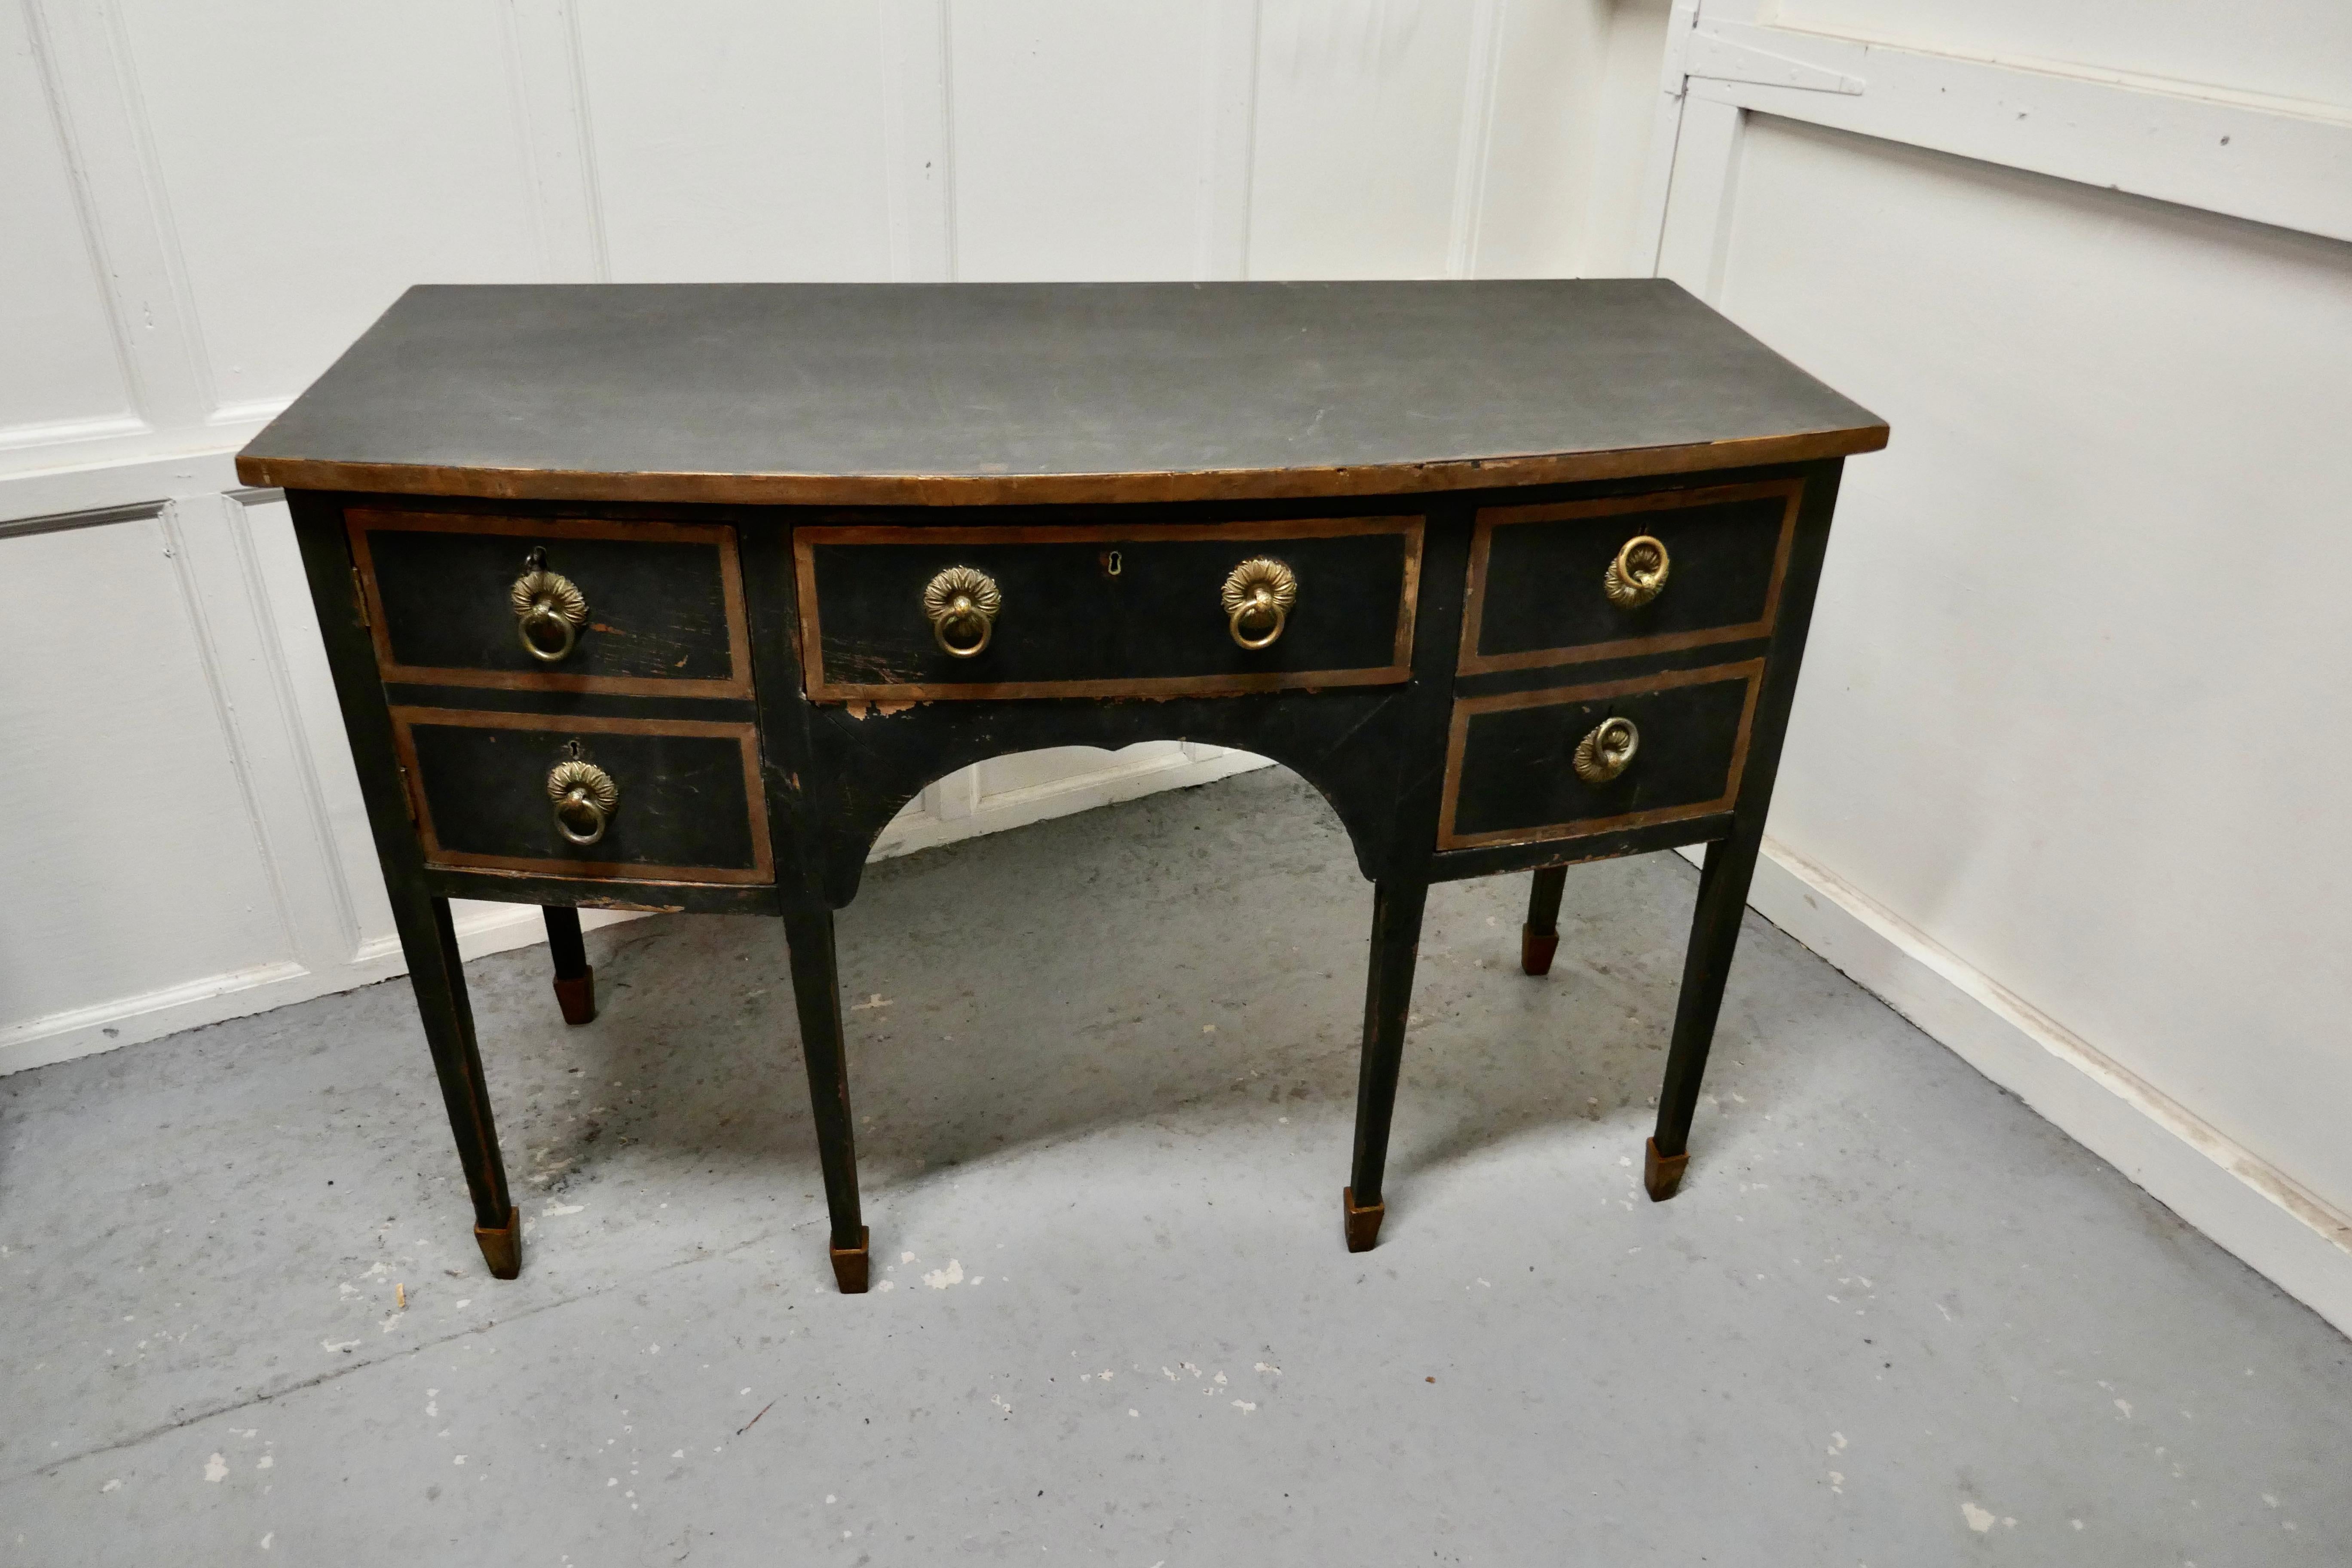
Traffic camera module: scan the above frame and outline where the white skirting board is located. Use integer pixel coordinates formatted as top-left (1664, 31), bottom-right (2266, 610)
top-left (0, 745), bottom-right (1273, 1078)
top-left (1684, 841), bottom-right (2352, 1339)
top-left (868, 741), bottom-right (1272, 862)
top-left (0, 903), bottom-right (642, 1078)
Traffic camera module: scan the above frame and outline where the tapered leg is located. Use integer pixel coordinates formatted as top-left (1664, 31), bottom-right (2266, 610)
top-left (390, 892), bottom-right (521, 1277)
top-left (543, 906), bottom-right (596, 1025)
top-left (1646, 833), bottom-right (1765, 1200)
top-left (1344, 879), bottom-right (1429, 1252)
top-left (1521, 865), bottom-right (1568, 975)
top-left (782, 905), bottom-right (869, 1292)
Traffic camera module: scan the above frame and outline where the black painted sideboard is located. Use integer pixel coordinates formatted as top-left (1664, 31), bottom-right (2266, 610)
top-left (237, 280), bottom-right (1886, 1291)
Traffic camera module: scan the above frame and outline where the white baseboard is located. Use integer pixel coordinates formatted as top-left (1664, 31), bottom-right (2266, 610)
top-left (869, 745), bottom-right (1276, 861)
top-left (0, 960), bottom-right (318, 1076)
top-left (0, 751), bottom-right (1274, 1078)
top-left (0, 903), bottom-right (640, 1077)
top-left (1696, 839), bottom-right (2352, 1339)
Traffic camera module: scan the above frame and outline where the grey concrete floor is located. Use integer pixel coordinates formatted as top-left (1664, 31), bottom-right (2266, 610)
top-left (3, 769), bottom-right (2347, 1566)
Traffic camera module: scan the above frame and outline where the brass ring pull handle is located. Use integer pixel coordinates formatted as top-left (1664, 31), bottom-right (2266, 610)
top-left (923, 566), bottom-right (1001, 658)
top-left (1571, 716), bottom-right (1639, 784)
top-left (1603, 535), bottom-right (1670, 609)
top-left (1222, 557), bottom-right (1298, 650)
top-left (547, 758), bottom-right (620, 846)
top-left (511, 567), bottom-right (589, 663)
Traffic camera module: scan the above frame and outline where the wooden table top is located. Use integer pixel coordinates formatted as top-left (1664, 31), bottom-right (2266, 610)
top-left (237, 280), bottom-right (1886, 508)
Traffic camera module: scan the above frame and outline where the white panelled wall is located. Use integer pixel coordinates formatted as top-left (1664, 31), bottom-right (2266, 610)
top-left (1639, 0), bottom-right (2352, 1330)
top-left (7, 0), bottom-right (2351, 1332)
top-left (0, 0), bottom-right (1672, 1074)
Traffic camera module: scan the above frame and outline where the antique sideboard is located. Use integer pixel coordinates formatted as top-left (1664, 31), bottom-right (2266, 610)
top-left (236, 280), bottom-right (1886, 1292)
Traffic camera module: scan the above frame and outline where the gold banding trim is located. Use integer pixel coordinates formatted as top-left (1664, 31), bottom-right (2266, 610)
top-left (240, 425), bottom-right (1885, 507)
top-left (793, 515), bottom-right (1421, 702)
top-left (348, 510), bottom-right (753, 698)
top-left (388, 706), bottom-right (772, 885)
top-left (1458, 479), bottom-right (1802, 677)
top-left (1435, 660), bottom-right (1764, 851)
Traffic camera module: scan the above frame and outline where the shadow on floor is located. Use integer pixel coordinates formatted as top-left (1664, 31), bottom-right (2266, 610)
top-left (503, 767), bottom-right (1728, 1205)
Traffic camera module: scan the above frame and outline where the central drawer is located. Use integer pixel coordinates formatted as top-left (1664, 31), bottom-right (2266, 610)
top-left (793, 518), bottom-right (1422, 701)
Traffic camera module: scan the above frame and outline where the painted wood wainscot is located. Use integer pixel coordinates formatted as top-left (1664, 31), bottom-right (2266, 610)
top-left (236, 279), bottom-right (1886, 1290)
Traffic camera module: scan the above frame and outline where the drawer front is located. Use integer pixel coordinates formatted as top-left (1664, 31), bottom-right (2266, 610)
top-left (351, 511), bottom-right (751, 697)
top-left (1459, 480), bottom-right (1799, 674)
top-left (390, 708), bottom-right (772, 884)
top-left (794, 518), bottom-right (1421, 700)
top-left (1437, 662), bottom-right (1762, 850)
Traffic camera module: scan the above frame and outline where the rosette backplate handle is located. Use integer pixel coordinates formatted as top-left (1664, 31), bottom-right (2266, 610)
top-left (511, 553), bottom-right (589, 663)
top-left (547, 757), bottom-right (620, 846)
top-left (923, 566), bottom-right (1001, 658)
top-left (1221, 557), bottom-right (1298, 650)
top-left (1602, 535), bottom-right (1669, 609)
top-left (1571, 716), bottom-right (1639, 785)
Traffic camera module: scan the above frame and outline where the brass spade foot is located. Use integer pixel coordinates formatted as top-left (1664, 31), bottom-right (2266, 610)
top-left (830, 1227), bottom-right (871, 1294)
top-left (1644, 1137), bottom-right (1690, 1202)
top-left (475, 1207), bottom-right (523, 1279)
top-left (553, 968), bottom-right (596, 1025)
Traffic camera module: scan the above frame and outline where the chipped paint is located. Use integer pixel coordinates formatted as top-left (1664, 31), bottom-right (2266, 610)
top-left (922, 1259), bottom-right (964, 1289)
top-left (1960, 1501), bottom-right (1995, 1532)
